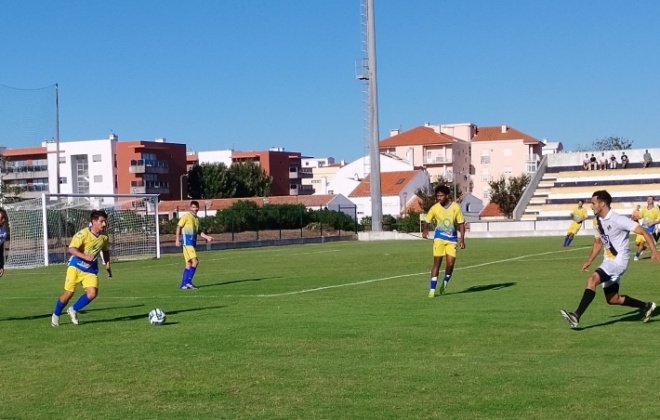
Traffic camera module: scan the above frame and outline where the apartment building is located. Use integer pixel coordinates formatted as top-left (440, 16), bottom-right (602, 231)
top-left (471, 125), bottom-right (544, 203)
top-left (231, 149), bottom-right (311, 196)
top-left (379, 123), bottom-right (473, 197)
top-left (1, 134), bottom-right (187, 201)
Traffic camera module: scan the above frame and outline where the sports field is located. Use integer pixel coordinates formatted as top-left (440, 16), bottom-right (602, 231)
top-left (1, 236), bottom-right (659, 419)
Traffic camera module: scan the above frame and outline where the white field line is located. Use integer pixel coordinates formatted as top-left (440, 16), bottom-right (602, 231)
top-left (250, 246), bottom-right (589, 298)
top-left (0, 247), bottom-right (587, 300)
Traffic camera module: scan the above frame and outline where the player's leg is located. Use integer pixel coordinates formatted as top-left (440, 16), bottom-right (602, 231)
top-left (180, 246), bottom-right (194, 289)
top-left (187, 257), bottom-right (200, 289)
top-left (560, 269), bottom-right (603, 328)
top-left (439, 242), bottom-right (459, 294)
top-left (428, 240), bottom-right (443, 297)
top-left (68, 274), bottom-right (99, 325)
top-left (604, 280), bottom-right (656, 322)
top-left (52, 267), bottom-right (78, 326)
top-left (634, 236), bottom-right (646, 261)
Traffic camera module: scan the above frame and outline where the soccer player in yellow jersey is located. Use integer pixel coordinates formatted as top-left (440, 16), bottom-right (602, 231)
top-left (175, 201), bottom-right (213, 289)
top-left (640, 196), bottom-right (660, 243)
top-left (422, 185), bottom-right (466, 297)
top-left (51, 210), bottom-right (111, 326)
top-left (563, 200), bottom-right (588, 247)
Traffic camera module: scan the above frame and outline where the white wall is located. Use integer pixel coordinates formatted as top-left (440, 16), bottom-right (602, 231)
top-left (327, 154), bottom-right (414, 197)
top-left (47, 138), bottom-right (117, 196)
top-left (198, 150), bottom-right (232, 166)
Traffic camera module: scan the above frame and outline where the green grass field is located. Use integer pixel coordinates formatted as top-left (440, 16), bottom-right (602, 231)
top-left (1, 236), bottom-right (659, 419)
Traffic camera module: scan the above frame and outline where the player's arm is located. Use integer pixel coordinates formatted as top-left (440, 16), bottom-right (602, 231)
top-left (102, 250), bottom-right (112, 278)
top-left (457, 222), bottom-right (466, 249)
top-left (581, 237), bottom-right (603, 272)
top-left (632, 225), bottom-right (660, 262)
top-left (175, 224), bottom-right (182, 247)
top-left (68, 246), bottom-right (93, 262)
top-left (200, 231), bottom-right (213, 242)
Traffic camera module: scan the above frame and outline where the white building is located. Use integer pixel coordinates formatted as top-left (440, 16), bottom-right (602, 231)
top-left (326, 153), bottom-right (415, 198)
top-left (46, 137), bottom-right (117, 197)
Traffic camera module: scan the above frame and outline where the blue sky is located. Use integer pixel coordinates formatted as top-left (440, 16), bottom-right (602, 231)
top-left (2, 1), bottom-right (659, 162)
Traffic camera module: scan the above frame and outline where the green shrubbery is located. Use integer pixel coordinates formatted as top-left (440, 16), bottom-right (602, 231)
top-left (161, 202), bottom-right (357, 234)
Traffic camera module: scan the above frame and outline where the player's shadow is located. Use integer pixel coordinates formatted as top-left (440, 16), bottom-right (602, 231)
top-left (82, 304), bottom-right (227, 324)
top-left (575, 310), bottom-right (651, 330)
top-left (200, 276), bottom-right (281, 288)
top-left (0, 303), bottom-right (146, 322)
top-left (454, 282), bottom-right (516, 294)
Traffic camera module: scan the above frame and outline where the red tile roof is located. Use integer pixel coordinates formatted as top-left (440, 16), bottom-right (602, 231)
top-left (158, 195), bottom-right (340, 213)
top-left (379, 126), bottom-right (457, 148)
top-left (472, 125), bottom-right (542, 145)
top-left (3, 146), bottom-right (47, 157)
top-left (349, 170), bottom-right (422, 197)
top-left (479, 202), bottom-right (506, 218)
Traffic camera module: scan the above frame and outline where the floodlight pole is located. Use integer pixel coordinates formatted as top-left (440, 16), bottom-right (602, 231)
top-left (367, 0), bottom-right (383, 231)
top-left (55, 84), bottom-right (61, 194)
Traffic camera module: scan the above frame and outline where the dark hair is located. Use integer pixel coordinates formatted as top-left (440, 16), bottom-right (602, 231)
top-left (0, 207), bottom-right (7, 224)
top-left (434, 185), bottom-right (451, 195)
top-left (90, 210), bottom-right (108, 222)
top-left (577, 200), bottom-right (583, 205)
top-left (592, 190), bottom-right (612, 206)
top-left (190, 200), bottom-right (200, 207)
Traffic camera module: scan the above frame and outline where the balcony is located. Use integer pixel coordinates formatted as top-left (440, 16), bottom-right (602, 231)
top-left (423, 156), bottom-right (451, 165)
top-left (129, 159), bottom-right (170, 174)
top-left (131, 180), bottom-right (170, 195)
top-left (0, 165), bottom-right (49, 180)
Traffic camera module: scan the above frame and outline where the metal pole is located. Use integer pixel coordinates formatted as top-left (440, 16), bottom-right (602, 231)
top-left (179, 173), bottom-right (187, 200)
top-left (367, 0), bottom-right (382, 231)
top-left (55, 84), bottom-right (61, 194)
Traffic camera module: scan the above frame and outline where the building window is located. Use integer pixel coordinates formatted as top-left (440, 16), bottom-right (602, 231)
top-left (94, 175), bottom-right (103, 183)
top-left (59, 177), bottom-right (67, 184)
top-left (93, 154), bottom-right (102, 162)
top-left (483, 190), bottom-right (490, 200)
top-left (480, 156), bottom-right (490, 164)
top-left (58, 156), bottom-right (66, 164)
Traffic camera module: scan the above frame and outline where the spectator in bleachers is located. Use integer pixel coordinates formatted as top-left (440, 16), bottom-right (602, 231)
top-left (643, 150), bottom-right (653, 168)
top-left (589, 154), bottom-right (598, 170)
top-left (583, 154), bottom-right (591, 170)
top-left (621, 152), bottom-right (629, 169)
top-left (599, 152), bottom-right (608, 170)
top-left (609, 154), bottom-right (618, 169)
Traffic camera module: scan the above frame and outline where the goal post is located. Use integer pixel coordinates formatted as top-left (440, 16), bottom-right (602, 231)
top-left (4, 193), bottom-right (160, 268)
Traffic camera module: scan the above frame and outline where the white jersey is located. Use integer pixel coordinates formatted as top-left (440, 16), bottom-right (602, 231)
top-left (593, 210), bottom-right (637, 265)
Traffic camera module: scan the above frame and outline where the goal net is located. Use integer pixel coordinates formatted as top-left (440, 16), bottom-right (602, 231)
top-left (4, 193), bottom-right (160, 268)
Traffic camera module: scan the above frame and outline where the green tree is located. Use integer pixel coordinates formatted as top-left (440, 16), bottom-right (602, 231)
top-left (187, 161), bottom-right (270, 199)
top-left (488, 174), bottom-right (531, 219)
top-left (576, 136), bottom-right (633, 151)
top-left (228, 161), bottom-right (271, 198)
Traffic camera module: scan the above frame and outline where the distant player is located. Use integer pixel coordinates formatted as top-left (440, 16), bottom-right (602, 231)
top-left (422, 185), bottom-right (466, 297)
top-left (175, 200), bottom-right (213, 289)
top-left (560, 190), bottom-right (658, 329)
top-left (0, 208), bottom-right (9, 277)
top-left (563, 199), bottom-right (587, 247)
top-left (640, 196), bottom-right (660, 242)
top-left (51, 210), bottom-right (112, 326)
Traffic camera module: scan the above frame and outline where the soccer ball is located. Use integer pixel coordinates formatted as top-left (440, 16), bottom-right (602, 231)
top-left (148, 308), bottom-right (166, 326)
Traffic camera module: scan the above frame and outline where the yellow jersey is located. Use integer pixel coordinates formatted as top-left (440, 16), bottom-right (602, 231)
top-left (178, 213), bottom-right (201, 246)
top-left (571, 207), bottom-right (587, 223)
top-left (68, 227), bottom-right (110, 274)
top-left (425, 201), bottom-right (465, 242)
top-left (640, 206), bottom-right (660, 233)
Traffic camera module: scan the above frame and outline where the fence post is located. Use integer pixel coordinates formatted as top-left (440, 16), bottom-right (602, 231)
top-left (320, 207), bottom-right (323, 238)
top-left (300, 207), bottom-right (303, 238)
top-left (256, 207), bottom-right (259, 241)
top-left (338, 205), bottom-right (342, 237)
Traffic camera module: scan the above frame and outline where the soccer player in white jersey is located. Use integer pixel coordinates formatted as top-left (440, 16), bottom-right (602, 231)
top-left (560, 190), bottom-right (659, 329)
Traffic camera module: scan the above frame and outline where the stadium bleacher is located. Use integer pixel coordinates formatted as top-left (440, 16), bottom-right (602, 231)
top-left (522, 167), bottom-right (660, 221)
